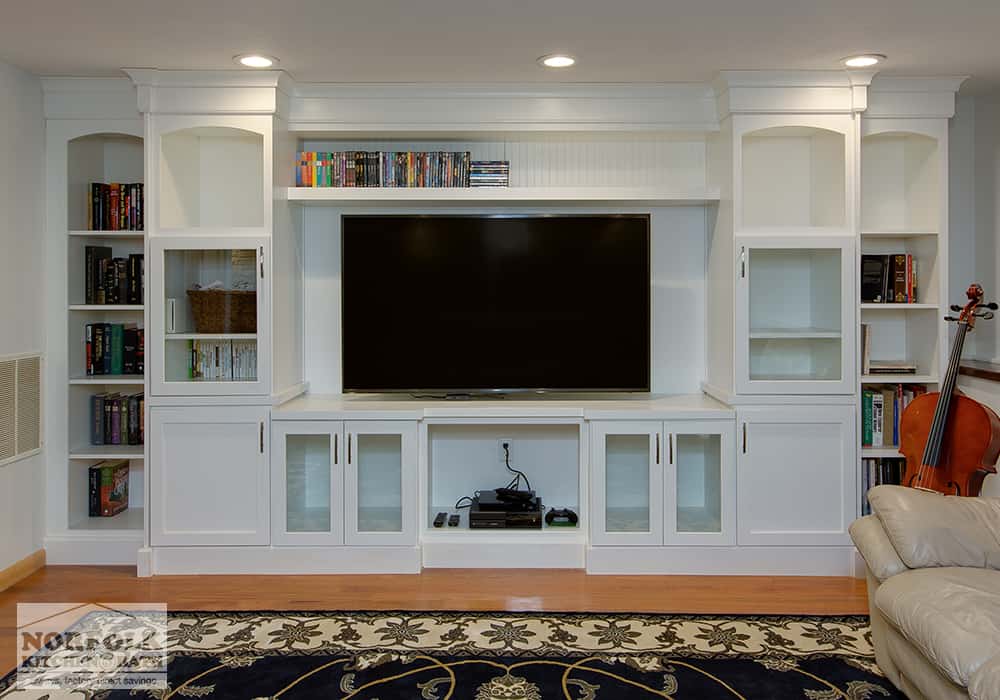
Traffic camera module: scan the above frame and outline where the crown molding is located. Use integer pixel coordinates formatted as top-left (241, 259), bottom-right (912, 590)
top-left (123, 68), bottom-right (294, 117)
top-left (865, 75), bottom-right (968, 119)
top-left (40, 76), bottom-right (140, 120)
top-left (713, 70), bottom-right (875, 118)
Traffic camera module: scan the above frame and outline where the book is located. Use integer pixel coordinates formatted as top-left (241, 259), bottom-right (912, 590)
top-left (88, 460), bottom-right (129, 517)
top-left (860, 255), bottom-right (888, 303)
top-left (296, 151), bottom-right (475, 188)
top-left (861, 323), bottom-right (871, 375)
top-left (859, 253), bottom-right (917, 303)
top-left (862, 390), bottom-right (874, 447)
top-left (90, 393), bottom-right (107, 445)
top-left (872, 392), bottom-right (884, 447)
top-left (110, 324), bottom-right (124, 375)
top-left (867, 361), bottom-right (918, 375)
top-left (89, 182), bottom-right (143, 231)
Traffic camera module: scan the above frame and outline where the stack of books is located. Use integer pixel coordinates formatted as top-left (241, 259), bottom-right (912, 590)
top-left (860, 324), bottom-right (919, 376)
top-left (296, 151), bottom-right (472, 187)
top-left (190, 340), bottom-right (257, 381)
top-left (85, 324), bottom-right (144, 375)
top-left (88, 183), bottom-right (143, 231)
top-left (88, 460), bottom-right (129, 517)
top-left (90, 393), bottom-right (144, 446)
top-left (862, 384), bottom-right (928, 448)
top-left (861, 458), bottom-right (905, 515)
top-left (469, 161), bottom-right (510, 187)
top-left (84, 247), bottom-right (143, 305)
top-left (861, 254), bottom-right (918, 303)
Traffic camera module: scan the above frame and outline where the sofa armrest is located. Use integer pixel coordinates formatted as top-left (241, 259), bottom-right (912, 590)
top-left (849, 515), bottom-right (908, 581)
top-left (868, 485), bottom-right (1000, 571)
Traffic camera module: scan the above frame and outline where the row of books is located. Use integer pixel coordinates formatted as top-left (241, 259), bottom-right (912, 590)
top-left (90, 392), bottom-right (144, 446)
top-left (296, 151), bottom-right (494, 188)
top-left (85, 324), bottom-right (144, 376)
top-left (87, 182), bottom-right (144, 231)
top-left (190, 340), bottom-right (257, 381)
top-left (84, 247), bottom-right (143, 305)
top-left (469, 161), bottom-right (510, 187)
top-left (861, 254), bottom-right (919, 304)
top-left (88, 460), bottom-right (129, 517)
top-left (862, 384), bottom-right (928, 448)
top-left (860, 324), bottom-right (919, 376)
top-left (861, 458), bottom-right (904, 516)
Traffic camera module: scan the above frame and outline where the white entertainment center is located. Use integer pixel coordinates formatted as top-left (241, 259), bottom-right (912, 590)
top-left (40, 70), bottom-right (964, 577)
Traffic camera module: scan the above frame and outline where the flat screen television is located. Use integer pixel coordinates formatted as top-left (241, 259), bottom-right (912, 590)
top-left (342, 214), bottom-right (650, 393)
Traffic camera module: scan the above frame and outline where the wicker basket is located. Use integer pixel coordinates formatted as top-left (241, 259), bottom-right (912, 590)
top-left (187, 289), bottom-right (257, 334)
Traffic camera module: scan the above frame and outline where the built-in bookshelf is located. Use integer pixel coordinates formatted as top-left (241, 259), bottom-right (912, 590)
top-left (64, 131), bottom-right (146, 539)
top-left (857, 121), bottom-right (948, 511)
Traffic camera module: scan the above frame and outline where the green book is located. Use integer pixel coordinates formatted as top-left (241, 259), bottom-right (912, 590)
top-left (862, 390), bottom-right (873, 447)
top-left (110, 324), bottom-right (124, 375)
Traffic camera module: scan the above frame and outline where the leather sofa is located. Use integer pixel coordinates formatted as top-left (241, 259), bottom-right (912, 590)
top-left (849, 485), bottom-right (1000, 700)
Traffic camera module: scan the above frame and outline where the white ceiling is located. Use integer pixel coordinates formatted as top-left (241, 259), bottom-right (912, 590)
top-left (2, 0), bottom-right (999, 91)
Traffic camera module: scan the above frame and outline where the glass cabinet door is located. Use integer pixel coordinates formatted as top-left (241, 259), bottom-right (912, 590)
top-left (271, 421), bottom-right (343, 546)
top-left (344, 421), bottom-right (418, 546)
top-left (149, 237), bottom-right (269, 396)
top-left (591, 421), bottom-right (664, 546)
top-left (663, 421), bottom-right (735, 546)
top-left (736, 236), bottom-right (854, 395)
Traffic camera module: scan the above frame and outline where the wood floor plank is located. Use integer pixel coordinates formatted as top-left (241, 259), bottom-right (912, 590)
top-left (0, 566), bottom-right (868, 676)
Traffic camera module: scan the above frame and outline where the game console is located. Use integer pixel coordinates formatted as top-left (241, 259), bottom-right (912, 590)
top-left (469, 490), bottom-right (543, 529)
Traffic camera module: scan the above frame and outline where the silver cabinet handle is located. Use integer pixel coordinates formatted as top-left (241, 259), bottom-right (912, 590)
top-left (669, 434), bottom-right (674, 465)
top-left (742, 423), bottom-right (748, 454)
top-left (259, 421), bottom-right (264, 454)
top-left (655, 433), bottom-right (660, 465)
top-left (334, 433), bottom-right (338, 465)
top-left (347, 434), bottom-right (352, 464)
top-left (739, 246), bottom-right (746, 279)
top-left (259, 245), bottom-right (264, 279)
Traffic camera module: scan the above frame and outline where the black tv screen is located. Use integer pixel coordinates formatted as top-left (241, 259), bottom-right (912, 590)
top-left (342, 214), bottom-right (650, 393)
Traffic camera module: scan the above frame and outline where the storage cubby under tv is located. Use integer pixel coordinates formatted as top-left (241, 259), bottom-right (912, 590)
top-left (425, 424), bottom-right (581, 535)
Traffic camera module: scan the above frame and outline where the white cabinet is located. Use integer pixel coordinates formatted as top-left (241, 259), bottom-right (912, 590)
top-left (148, 236), bottom-right (271, 396)
top-left (344, 421), bottom-right (419, 546)
top-left (736, 405), bottom-right (856, 546)
top-left (149, 405), bottom-right (269, 546)
top-left (591, 420), bottom-right (735, 547)
top-left (735, 235), bottom-right (855, 395)
top-left (271, 421), bottom-right (344, 546)
top-left (664, 421), bottom-right (736, 546)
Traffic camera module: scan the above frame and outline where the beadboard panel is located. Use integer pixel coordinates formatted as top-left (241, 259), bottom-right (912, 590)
top-left (301, 135), bottom-right (708, 190)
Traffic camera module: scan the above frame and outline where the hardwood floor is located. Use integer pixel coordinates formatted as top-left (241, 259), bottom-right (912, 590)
top-left (0, 566), bottom-right (867, 676)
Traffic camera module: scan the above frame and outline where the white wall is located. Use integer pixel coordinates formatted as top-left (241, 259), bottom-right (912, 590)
top-left (0, 60), bottom-right (45, 570)
top-left (302, 206), bottom-right (708, 395)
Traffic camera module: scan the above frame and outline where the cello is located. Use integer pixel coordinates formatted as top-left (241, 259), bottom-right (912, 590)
top-left (899, 283), bottom-right (1000, 496)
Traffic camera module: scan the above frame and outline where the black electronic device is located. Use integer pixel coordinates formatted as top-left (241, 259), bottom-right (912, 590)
top-left (433, 512), bottom-right (447, 528)
top-left (448, 514), bottom-right (460, 527)
top-left (545, 507), bottom-right (579, 527)
top-left (342, 214), bottom-right (651, 394)
top-left (475, 489), bottom-right (539, 513)
top-left (469, 492), bottom-right (543, 529)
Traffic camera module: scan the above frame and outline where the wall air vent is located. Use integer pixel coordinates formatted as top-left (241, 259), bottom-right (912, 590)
top-left (0, 353), bottom-right (43, 466)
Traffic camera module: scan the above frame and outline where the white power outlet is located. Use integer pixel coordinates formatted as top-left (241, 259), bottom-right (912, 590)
top-left (497, 438), bottom-right (513, 466)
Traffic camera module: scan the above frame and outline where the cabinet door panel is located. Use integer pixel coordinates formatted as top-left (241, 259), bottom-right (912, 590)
top-left (735, 236), bottom-right (855, 395)
top-left (591, 421), bottom-right (663, 546)
top-left (272, 421), bottom-right (344, 546)
top-left (737, 406), bottom-right (856, 546)
top-left (150, 406), bottom-right (269, 546)
top-left (664, 420), bottom-right (735, 546)
top-left (344, 421), bottom-right (418, 546)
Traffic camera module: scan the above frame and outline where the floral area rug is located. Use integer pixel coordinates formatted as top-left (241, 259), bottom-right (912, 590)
top-left (0, 610), bottom-right (904, 698)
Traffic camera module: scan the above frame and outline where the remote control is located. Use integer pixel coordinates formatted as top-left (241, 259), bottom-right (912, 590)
top-left (433, 512), bottom-right (448, 528)
top-left (448, 513), bottom-right (461, 527)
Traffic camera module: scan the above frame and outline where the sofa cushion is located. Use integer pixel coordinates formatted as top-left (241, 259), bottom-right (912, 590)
top-left (970, 656), bottom-right (1000, 700)
top-left (875, 567), bottom-right (1000, 687)
top-left (868, 485), bottom-right (1000, 570)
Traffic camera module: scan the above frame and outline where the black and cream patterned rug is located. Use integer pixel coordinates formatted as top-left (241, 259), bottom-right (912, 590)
top-left (0, 610), bottom-right (903, 698)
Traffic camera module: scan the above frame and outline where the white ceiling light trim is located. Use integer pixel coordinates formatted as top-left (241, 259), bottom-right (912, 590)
top-left (843, 54), bottom-right (886, 68)
top-left (538, 54), bottom-right (576, 68)
top-left (235, 53), bottom-right (279, 68)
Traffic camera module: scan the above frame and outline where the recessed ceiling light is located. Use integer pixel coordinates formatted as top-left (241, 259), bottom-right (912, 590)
top-left (538, 54), bottom-right (576, 68)
top-left (843, 54), bottom-right (885, 68)
top-left (234, 53), bottom-right (278, 68)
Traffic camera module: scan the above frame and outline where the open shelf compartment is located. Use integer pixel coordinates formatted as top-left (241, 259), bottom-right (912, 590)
top-left (861, 132), bottom-right (940, 234)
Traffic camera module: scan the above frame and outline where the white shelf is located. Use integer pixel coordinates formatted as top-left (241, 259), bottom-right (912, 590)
top-left (861, 374), bottom-right (938, 384)
top-left (862, 447), bottom-right (903, 458)
top-left (861, 303), bottom-right (939, 311)
top-left (68, 230), bottom-right (144, 238)
top-left (749, 328), bottom-right (841, 339)
top-left (861, 229), bottom-right (938, 237)
top-left (69, 445), bottom-right (144, 460)
top-left (165, 333), bottom-right (257, 341)
top-left (68, 304), bottom-right (144, 312)
top-left (69, 507), bottom-right (144, 533)
top-left (69, 374), bottom-right (144, 385)
top-left (287, 186), bottom-right (721, 207)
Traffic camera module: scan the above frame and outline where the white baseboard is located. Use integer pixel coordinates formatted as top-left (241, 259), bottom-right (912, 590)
top-left (586, 546), bottom-right (857, 576)
top-left (422, 540), bottom-right (585, 569)
top-left (44, 534), bottom-right (142, 566)
top-left (151, 545), bottom-right (422, 574)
